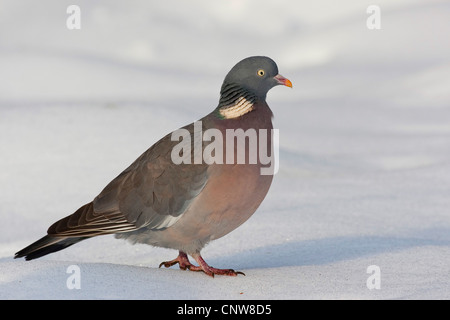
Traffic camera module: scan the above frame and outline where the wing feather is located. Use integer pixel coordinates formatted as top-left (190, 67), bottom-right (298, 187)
top-left (47, 122), bottom-right (208, 237)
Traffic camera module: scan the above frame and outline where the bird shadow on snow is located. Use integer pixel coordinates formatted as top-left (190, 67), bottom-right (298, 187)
top-left (211, 228), bottom-right (450, 270)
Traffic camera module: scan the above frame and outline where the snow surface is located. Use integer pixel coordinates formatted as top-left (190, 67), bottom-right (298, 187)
top-left (1, 0), bottom-right (450, 299)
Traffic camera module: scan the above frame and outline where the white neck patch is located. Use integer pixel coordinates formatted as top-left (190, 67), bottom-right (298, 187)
top-left (219, 96), bottom-right (254, 119)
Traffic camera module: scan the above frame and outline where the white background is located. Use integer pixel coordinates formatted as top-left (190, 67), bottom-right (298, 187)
top-left (1, 0), bottom-right (449, 299)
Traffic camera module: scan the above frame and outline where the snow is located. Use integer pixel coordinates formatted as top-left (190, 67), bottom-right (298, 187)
top-left (1, 0), bottom-right (450, 299)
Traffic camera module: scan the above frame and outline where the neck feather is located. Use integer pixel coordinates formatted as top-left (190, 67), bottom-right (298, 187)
top-left (216, 82), bottom-right (257, 119)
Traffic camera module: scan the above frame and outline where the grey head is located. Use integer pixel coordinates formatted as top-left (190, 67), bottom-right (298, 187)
top-left (219, 56), bottom-right (292, 107)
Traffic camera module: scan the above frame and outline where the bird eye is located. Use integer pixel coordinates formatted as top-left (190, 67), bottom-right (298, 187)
top-left (257, 69), bottom-right (265, 77)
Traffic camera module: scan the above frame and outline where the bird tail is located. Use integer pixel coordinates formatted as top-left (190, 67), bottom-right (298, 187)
top-left (14, 235), bottom-right (88, 261)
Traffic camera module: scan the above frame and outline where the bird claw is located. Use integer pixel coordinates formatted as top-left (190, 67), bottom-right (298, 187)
top-left (191, 252), bottom-right (245, 277)
top-left (204, 268), bottom-right (245, 278)
top-left (158, 260), bottom-right (179, 269)
top-left (159, 251), bottom-right (245, 277)
top-left (159, 251), bottom-right (193, 270)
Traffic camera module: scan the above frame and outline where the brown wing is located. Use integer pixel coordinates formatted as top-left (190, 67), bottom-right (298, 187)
top-left (48, 122), bottom-right (208, 237)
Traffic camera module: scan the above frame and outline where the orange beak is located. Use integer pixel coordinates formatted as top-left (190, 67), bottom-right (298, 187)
top-left (274, 74), bottom-right (293, 88)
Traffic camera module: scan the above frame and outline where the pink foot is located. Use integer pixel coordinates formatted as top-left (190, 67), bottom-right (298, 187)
top-left (159, 251), bottom-right (194, 270)
top-left (191, 253), bottom-right (245, 278)
top-left (159, 251), bottom-right (245, 277)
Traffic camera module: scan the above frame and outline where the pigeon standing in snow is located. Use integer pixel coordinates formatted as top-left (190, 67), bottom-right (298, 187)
top-left (15, 56), bottom-right (292, 277)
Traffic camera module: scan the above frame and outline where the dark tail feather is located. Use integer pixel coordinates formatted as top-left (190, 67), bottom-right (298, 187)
top-left (14, 235), bottom-right (88, 261)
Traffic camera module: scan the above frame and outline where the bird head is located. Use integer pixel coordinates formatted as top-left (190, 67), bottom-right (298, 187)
top-left (221, 56), bottom-right (292, 101)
